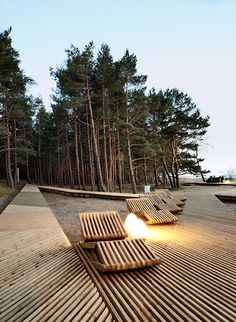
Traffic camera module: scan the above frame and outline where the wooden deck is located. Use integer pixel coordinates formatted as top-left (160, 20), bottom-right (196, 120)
top-left (0, 185), bottom-right (114, 321)
top-left (1, 185), bottom-right (236, 321)
top-left (39, 185), bottom-right (140, 200)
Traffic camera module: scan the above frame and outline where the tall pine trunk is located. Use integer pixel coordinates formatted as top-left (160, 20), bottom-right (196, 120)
top-left (116, 101), bottom-right (123, 192)
top-left (126, 129), bottom-right (137, 194)
top-left (57, 131), bottom-right (63, 187)
top-left (102, 86), bottom-right (109, 191)
top-left (144, 154), bottom-right (148, 185)
top-left (162, 155), bottom-right (173, 187)
top-left (38, 122), bottom-right (43, 184)
top-left (125, 90), bottom-right (137, 194)
top-left (74, 116), bottom-right (81, 189)
top-left (65, 128), bottom-right (74, 188)
top-left (86, 105), bottom-right (95, 190)
top-left (107, 111), bottom-right (114, 191)
top-left (5, 110), bottom-right (15, 188)
top-left (78, 120), bottom-right (86, 189)
top-left (154, 160), bottom-right (158, 187)
top-left (86, 78), bottom-right (106, 191)
top-left (172, 137), bottom-right (179, 188)
top-left (23, 124), bottom-right (31, 183)
top-left (13, 118), bottom-right (18, 186)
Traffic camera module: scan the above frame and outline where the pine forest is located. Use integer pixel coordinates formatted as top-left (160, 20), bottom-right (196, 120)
top-left (0, 29), bottom-right (210, 193)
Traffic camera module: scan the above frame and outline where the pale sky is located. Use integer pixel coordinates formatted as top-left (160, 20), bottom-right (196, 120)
top-left (1, 0), bottom-right (236, 176)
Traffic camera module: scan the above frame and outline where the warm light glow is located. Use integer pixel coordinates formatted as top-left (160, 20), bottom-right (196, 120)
top-left (147, 226), bottom-right (172, 241)
top-left (124, 214), bottom-right (178, 242)
top-left (124, 213), bottom-right (148, 238)
top-left (62, 233), bottom-right (72, 247)
top-left (224, 180), bottom-right (231, 184)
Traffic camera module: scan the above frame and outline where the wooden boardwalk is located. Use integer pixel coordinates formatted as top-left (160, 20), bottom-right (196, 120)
top-left (1, 184), bottom-right (236, 321)
top-left (0, 185), bottom-right (114, 322)
top-left (39, 185), bottom-right (140, 200)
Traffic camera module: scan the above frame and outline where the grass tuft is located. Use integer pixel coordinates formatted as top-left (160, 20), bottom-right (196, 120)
top-left (0, 184), bottom-right (18, 197)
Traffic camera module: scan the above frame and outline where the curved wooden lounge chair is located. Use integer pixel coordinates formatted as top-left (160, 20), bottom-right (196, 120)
top-left (141, 194), bottom-right (183, 213)
top-left (78, 211), bottom-right (162, 272)
top-left (170, 192), bottom-right (187, 202)
top-left (155, 190), bottom-right (186, 207)
top-left (125, 198), bottom-right (177, 225)
top-left (157, 189), bottom-right (187, 202)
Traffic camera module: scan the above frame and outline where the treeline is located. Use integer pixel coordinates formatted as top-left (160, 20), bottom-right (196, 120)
top-left (0, 29), bottom-right (210, 192)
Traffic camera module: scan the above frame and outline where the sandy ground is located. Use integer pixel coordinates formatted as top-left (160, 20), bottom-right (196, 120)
top-left (42, 192), bottom-right (129, 243)
top-left (43, 186), bottom-right (236, 244)
top-left (223, 201), bottom-right (236, 213)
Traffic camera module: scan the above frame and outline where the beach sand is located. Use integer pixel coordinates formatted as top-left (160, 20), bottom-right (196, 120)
top-left (42, 192), bottom-right (129, 243)
top-left (223, 201), bottom-right (236, 213)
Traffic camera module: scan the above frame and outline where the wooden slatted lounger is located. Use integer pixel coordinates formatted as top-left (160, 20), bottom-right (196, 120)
top-left (164, 189), bottom-right (187, 202)
top-left (156, 188), bottom-right (187, 203)
top-left (155, 190), bottom-right (185, 207)
top-left (126, 198), bottom-right (177, 225)
top-left (78, 211), bottom-right (162, 272)
top-left (141, 194), bottom-right (183, 213)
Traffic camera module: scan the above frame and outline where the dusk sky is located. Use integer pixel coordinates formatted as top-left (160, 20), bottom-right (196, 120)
top-left (1, 0), bottom-right (236, 176)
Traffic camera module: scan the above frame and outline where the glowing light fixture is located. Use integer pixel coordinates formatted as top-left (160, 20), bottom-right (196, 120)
top-left (124, 213), bottom-right (148, 238)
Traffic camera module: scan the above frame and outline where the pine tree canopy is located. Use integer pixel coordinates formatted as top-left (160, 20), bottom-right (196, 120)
top-left (0, 30), bottom-right (210, 189)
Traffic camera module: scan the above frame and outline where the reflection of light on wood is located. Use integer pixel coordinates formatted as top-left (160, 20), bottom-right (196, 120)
top-left (61, 232), bottom-right (72, 247)
top-left (146, 226), bottom-right (173, 242)
top-left (124, 213), bottom-right (148, 238)
top-left (125, 214), bottom-right (175, 242)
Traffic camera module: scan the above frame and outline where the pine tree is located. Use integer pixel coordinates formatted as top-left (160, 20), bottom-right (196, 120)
top-left (94, 44), bottom-right (117, 191)
top-left (0, 28), bottom-right (34, 187)
top-left (147, 88), bottom-right (210, 187)
top-left (117, 50), bottom-right (147, 193)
